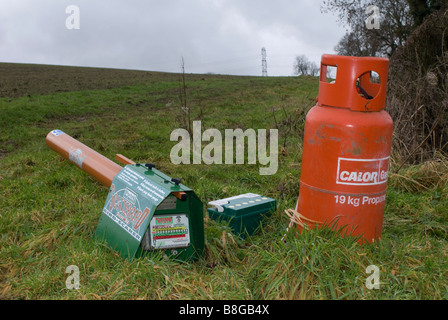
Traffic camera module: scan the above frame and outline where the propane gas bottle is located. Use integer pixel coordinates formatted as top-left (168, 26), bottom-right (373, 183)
top-left (296, 54), bottom-right (393, 243)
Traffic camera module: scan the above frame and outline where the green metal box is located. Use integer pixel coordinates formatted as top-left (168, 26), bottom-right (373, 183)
top-left (207, 193), bottom-right (277, 237)
top-left (95, 164), bottom-right (204, 261)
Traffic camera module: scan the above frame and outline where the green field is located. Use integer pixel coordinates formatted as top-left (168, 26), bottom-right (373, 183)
top-left (0, 63), bottom-right (447, 300)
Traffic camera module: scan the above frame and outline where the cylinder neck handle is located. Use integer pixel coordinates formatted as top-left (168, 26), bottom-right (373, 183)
top-left (318, 54), bottom-right (389, 112)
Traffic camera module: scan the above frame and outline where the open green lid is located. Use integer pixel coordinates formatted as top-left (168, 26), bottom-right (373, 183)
top-left (95, 165), bottom-right (190, 259)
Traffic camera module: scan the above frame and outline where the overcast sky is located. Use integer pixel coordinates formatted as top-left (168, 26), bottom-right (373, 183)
top-left (0, 0), bottom-right (346, 76)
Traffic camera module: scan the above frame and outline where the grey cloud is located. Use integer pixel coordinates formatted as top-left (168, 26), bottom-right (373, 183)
top-left (0, 0), bottom-right (345, 76)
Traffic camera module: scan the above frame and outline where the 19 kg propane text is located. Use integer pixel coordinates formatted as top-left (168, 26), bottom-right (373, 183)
top-left (334, 194), bottom-right (386, 207)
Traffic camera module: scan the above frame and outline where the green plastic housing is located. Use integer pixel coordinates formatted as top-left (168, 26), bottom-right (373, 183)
top-left (95, 164), bottom-right (204, 261)
top-left (207, 194), bottom-right (276, 237)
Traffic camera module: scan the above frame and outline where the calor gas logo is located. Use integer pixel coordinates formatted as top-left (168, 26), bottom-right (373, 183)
top-left (336, 157), bottom-right (390, 186)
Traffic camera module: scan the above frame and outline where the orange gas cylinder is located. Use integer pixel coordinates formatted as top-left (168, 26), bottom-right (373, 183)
top-left (295, 54), bottom-right (393, 243)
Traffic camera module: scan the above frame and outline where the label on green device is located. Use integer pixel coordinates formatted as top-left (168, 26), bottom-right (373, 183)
top-left (95, 165), bottom-right (172, 258)
top-left (149, 214), bottom-right (190, 249)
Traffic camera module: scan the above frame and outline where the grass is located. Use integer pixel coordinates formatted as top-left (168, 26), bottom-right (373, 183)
top-left (0, 64), bottom-right (447, 300)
